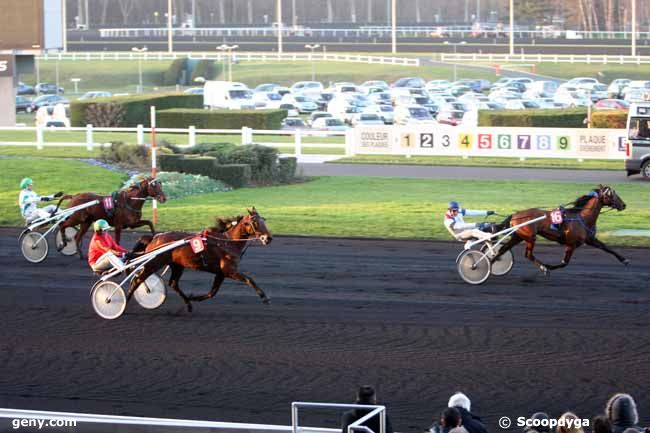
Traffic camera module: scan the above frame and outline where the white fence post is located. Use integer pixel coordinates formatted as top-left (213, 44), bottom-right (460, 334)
top-left (137, 124), bottom-right (144, 145)
top-left (241, 127), bottom-right (253, 145)
top-left (36, 126), bottom-right (44, 150)
top-left (189, 125), bottom-right (196, 147)
top-left (86, 124), bottom-right (94, 150)
top-left (344, 129), bottom-right (355, 157)
top-left (295, 131), bottom-right (302, 156)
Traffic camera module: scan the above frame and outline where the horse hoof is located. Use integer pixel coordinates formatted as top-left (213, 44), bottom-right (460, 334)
top-left (262, 297), bottom-right (271, 305)
top-left (540, 266), bottom-right (549, 277)
top-left (186, 304), bottom-right (193, 313)
top-left (622, 259), bottom-right (631, 266)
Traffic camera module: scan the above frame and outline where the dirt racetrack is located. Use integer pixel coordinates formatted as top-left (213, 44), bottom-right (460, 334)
top-left (1, 227), bottom-right (649, 432)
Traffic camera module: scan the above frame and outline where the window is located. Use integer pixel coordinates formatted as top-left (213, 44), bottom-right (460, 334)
top-left (629, 118), bottom-right (650, 140)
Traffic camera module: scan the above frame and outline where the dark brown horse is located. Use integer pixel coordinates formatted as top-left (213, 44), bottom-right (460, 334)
top-left (494, 185), bottom-right (629, 275)
top-left (128, 208), bottom-right (272, 312)
top-left (55, 176), bottom-right (166, 259)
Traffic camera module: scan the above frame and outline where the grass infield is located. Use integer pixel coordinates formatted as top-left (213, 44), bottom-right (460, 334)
top-left (2, 157), bottom-right (648, 247)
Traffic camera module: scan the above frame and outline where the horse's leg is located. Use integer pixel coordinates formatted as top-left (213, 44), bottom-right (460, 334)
top-left (524, 238), bottom-right (550, 275)
top-left (188, 273), bottom-right (225, 302)
top-left (585, 237), bottom-right (630, 265)
top-left (223, 263), bottom-right (270, 304)
top-left (127, 220), bottom-right (155, 234)
top-left (546, 245), bottom-right (576, 270)
top-left (492, 233), bottom-right (523, 260)
top-left (75, 221), bottom-right (91, 260)
top-left (168, 264), bottom-right (193, 312)
top-left (114, 224), bottom-right (122, 244)
top-left (127, 263), bottom-right (156, 301)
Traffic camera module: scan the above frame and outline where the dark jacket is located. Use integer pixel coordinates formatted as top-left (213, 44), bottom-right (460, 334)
top-left (606, 394), bottom-right (643, 433)
top-left (454, 407), bottom-right (490, 433)
top-left (341, 408), bottom-right (394, 433)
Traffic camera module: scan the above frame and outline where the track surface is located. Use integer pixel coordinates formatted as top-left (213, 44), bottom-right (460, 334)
top-left (1, 227), bottom-right (649, 431)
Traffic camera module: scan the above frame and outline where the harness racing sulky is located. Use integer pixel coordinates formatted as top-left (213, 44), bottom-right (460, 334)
top-left (456, 185), bottom-right (630, 285)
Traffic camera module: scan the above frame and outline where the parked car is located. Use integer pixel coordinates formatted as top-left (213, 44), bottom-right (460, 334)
top-left (281, 117), bottom-right (309, 130)
top-left (253, 91), bottom-right (283, 108)
top-left (425, 80), bottom-right (453, 92)
top-left (282, 94), bottom-right (318, 113)
top-left (413, 96), bottom-right (439, 115)
top-left (311, 117), bottom-right (348, 131)
top-left (290, 81), bottom-right (324, 99)
top-left (15, 95), bottom-right (32, 113)
top-left (503, 99), bottom-right (541, 110)
top-left (594, 99), bottom-right (630, 110)
top-left (437, 109), bottom-right (465, 126)
top-left (254, 83), bottom-right (282, 93)
top-left (527, 80), bottom-right (558, 98)
top-left (183, 87), bottom-right (203, 95)
top-left (35, 83), bottom-right (64, 94)
top-left (279, 103), bottom-right (300, 117)
top-left (578, 83), bottom-right (608, 101)
top-left (607, 79), bottom-right (630, 99)
top-left (360, 80), bottom-right (389, 91)
top-left (554, 90), bottom-right (592, 107)
top-left (352, 113), bottom-right (385, 126)
top-left (394, 105), bottom-right (435, 125)
top-left (78, 91), bottom-right (113, 100)
top-left (17, 82), bottom-right (36, 95)
top-left (392, 77), bottom-right (426, 88)
top-left (29, 94), bottom-right (69, 112)
top-left (369, 92), bottom-right (392, 106)
top-left (567, 77), bottom-right (600, 87)
top-left (308, 111), bottom-right (333, 126)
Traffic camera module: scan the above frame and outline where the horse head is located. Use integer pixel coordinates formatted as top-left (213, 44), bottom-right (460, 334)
top-left (232, 207), bottom-right (272, 245)
top-left (597, 185), bottom-right (626, 211)
top-left (132, 177), bottom-right (167, 203)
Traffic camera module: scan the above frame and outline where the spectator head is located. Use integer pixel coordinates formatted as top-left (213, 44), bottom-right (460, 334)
top-left (557, 412), bottom-right (584, 433)
top-left (448, 392), bottom-right (471, 412)
top-left (592, 415), bottom-right (613, 433)
top-left (355, 386), bottom-right (377, 405)
top-left (449, 427), bottom-right (469, 433)
top-left (606, 394), bottom-right (639, 427)
top-left (441, 407), bottom-right (462, 428)
top-left (525, 412), bottom-right (551, 433)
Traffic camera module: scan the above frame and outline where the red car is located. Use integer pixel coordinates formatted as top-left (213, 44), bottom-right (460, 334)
top-left (593, 99), bottom-right (630, 110)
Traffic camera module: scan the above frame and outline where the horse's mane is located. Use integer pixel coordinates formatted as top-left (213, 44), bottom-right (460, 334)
top-left (568, 191), bottom-right (598, 210)
top-left (210, 215), bottom-right (244, 233)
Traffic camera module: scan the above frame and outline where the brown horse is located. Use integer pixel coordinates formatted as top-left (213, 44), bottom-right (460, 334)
top-left (494, 185), bottom-right (629, 275)
top-left (127, 208), bottom-right (272, 312)
top-left (55, 176), bottom-right (166, 259)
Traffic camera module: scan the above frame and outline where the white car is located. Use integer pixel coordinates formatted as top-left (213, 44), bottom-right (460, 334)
top-left (253, 91), bottom-right (282, 108)
top-left (369, 92), bottom-right (392, 106)
top-left (577, 83), bottom-right (608, 102)
top-left (503, 99), bottom-right (540, 110)
top-left (394, 105), bottom-right (436, 125)
top-left (360, 80), bottom-right (389, 91)
top-left (78, 91), bottom-right (112, 100)
top-left (311, 117), bottom-right (348, 131)
top-left (425, 80), bottom-right (453, 92)
top-left (554, 91), bottom-right (592, 107)
top-left (352, 113), bottom-right (385, 126)
top-left (567, 77), bottom-right (601, 87)
top-left (279, 103), bottom-right (300, 117)
top-left (362, 105), bottom-right (395, 124)
top-left (290, 81), bottom-right (324, 98)
top-left (282, 94), bottom-right (318, 113)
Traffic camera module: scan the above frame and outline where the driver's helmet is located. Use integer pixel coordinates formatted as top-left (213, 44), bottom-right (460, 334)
top-left (448, 201), bottom-right (460, 211)
top-left (93, 219), bottom-right (111, 232)
top-left (20, 177), bottom-right (33, 189)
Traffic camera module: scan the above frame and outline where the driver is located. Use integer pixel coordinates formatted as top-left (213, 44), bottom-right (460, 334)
top-left (444, 201), bottom-right (495, 243)
top-left (88, 219), bottom-right (129, 273)
top-left (18, 177), bottom-right (63, 223)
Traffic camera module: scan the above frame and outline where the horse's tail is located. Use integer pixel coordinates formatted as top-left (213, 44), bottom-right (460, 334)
top-left (132, 234), bottom-right (154, 253)
top-left (53, 194), bottom-right (73, 214)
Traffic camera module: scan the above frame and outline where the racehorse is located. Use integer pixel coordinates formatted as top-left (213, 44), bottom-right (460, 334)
top-left (494, 185), bottom-right (629, 275)
top-left (54, 177), bottom-right (166, 259)
top-left (128, 207), bottom-right (272, 312)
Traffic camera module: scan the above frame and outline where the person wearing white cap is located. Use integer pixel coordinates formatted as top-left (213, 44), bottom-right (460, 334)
top-left (447, 392), bottom-right (490, 433)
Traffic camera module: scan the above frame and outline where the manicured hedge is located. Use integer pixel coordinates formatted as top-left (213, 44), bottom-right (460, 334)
top-left (479, 109), bottom-right (588, 127)
top-left (156, 108), bottom-right (287, 130)
top-left (191, 60), bottom-right (221, 82)
top-left (70, 93), bottom-right (202, 127)
top-left (277, 157), bottom-right (298, 182)
top-left (591, 110), bottom-right (628, 129)
top-left (158, 154), bottom-right (251, 188)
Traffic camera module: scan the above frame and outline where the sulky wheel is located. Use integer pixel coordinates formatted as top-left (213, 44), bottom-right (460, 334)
top-left (91, 281), bottom-right (127, 320)
top-left (55, 226), bottom-right (78, 256)
top-left (457, 249), bottom-right (491, 285)
top-left (20, 230), bottom-right (49, 263)
top-left (481, 244), bottom-right (515, 276)
top-left (133, 274), bottom-right (167, 310)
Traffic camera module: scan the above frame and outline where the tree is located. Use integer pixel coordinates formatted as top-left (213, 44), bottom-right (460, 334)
top-left (514, 0), bottom-right (554, 24)
top-left (117, 0), bottom-right (135, 24)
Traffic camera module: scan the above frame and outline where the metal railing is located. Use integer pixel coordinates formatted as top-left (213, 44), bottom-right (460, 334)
top-left (441, 53), bottom-right (650, 65)
top-left (292, 402), bottom-right (386, 433)
top-left (38, 51), bottom-right (419, 67)
top-left (96, 26), bottom-right (650, 41)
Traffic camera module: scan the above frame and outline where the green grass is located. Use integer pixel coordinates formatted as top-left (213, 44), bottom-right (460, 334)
top-left (0, 158), bottom-right (127, 225)
top-left (3, 157), bottom-right (647, 246)
top-left (499, 63), bottom-right (650, 83)
top-left (332, 155), bottom-right (624, 170)
top-left (0, 146), bottom-right (103, 158)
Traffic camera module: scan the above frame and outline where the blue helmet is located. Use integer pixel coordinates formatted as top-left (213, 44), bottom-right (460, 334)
top-left (448, 201), bottom-right (460, 210)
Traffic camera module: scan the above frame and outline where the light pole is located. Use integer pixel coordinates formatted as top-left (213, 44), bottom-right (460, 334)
top-left (444, 41), bottom-right (466, 82)
top-left (167, 0), bottom-right (173, 53)
top-left (305, 44), bottom-right (320, 81)
top-left (217, 44), bottom-right (238, 81)
top-left (509, 0), bottom-right (514, 56)
top-left (277, 0), bottom-right (284, 53)
top-left (632, 0), bottom-right (637, 56)
top-left (391, 0), bottom-right (397, 54)
top-left (132, 47), bottom-right (148, 94)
